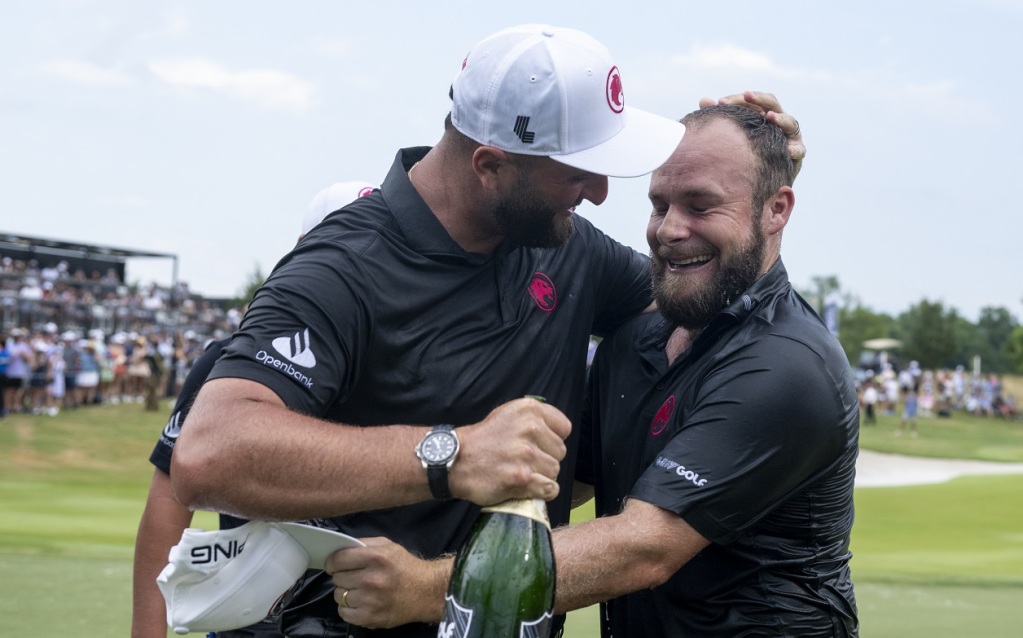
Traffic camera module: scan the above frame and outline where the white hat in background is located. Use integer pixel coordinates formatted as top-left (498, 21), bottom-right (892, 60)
top-left (157, 521), bottom-right (363, 635)
top-left (450, 23), bottom-right (685, 178)
top-left (301, 181), bottom-right (375, 236)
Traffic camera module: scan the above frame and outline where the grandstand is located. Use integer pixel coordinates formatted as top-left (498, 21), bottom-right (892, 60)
top-left (1, 231), bottom-right (239, 341)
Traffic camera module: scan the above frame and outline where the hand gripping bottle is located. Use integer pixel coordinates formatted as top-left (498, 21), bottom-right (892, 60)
top-left (438, 497), bottom-right (556, 638)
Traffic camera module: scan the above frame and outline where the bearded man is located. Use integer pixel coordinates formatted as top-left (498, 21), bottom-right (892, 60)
top-left (552, 103), bottom-right (860, 637)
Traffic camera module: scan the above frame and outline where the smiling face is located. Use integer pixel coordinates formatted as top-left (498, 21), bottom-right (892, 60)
top-left (647, 117), bottom-right (776, 330)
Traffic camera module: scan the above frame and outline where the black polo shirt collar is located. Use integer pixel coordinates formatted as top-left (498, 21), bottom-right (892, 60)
top-left (380, 146), bottom-right (508, 266)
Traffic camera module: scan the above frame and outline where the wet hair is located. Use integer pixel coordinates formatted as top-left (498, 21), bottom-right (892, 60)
top-left (681, 105), bottom-right (794, 214)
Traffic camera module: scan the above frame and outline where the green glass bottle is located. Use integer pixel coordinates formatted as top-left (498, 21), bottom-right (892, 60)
top-left (437, 498), bottom-right (556, 638)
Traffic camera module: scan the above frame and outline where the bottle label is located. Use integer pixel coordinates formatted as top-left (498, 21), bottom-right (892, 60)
top-left (480, 498), bottom-right (551, 529)
top-left (437, 596), bottom-right (472, 638)
top-left (437, 596), bottom-right (553, 638)
top-left (519, 610), bottom-right (554, 638)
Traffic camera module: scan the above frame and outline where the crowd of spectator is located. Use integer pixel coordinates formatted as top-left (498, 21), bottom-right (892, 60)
top-left (1, 255), bottom-right (241, 339)
top-left (3, 252), bottom-right (1021, 426)
top-left (1, 323), bottom-right (217, 417)
top-left (0, 252), bottom-right (244, 417)
top-left (856, 359), bottom-right (1020, 430)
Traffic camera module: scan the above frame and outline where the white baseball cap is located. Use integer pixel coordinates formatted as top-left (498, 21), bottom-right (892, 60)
top-left (451, 24), bottom-right (685, 178)
top-left (157, 521), bottom-right (363, 635)
top-left (302, 181), bottom-right (376, 236)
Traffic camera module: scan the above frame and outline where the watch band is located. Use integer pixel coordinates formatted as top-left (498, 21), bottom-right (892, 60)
top-left (427, 464), bottom-right (452, 500)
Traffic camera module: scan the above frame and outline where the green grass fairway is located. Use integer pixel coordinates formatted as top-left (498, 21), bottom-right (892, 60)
top-left (853, 475), bottom-right (1023, 585)
top-left (852, 475), bottom-right (1023, 637)
top-left (564, 474), bottom-right (1023, 638)
top-left (2, 401), bottom-right (1023, 636)
top-left (858, 410), bottom-right (1023, 462)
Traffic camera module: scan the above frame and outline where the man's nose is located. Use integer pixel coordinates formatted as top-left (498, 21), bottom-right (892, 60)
top-left (656, 208), bottom-right (692, 244)
top-left (581, 174), bottom-right (609, 206)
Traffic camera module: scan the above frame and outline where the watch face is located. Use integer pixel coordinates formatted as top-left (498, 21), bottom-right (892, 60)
top-left (421, 432), bottom-right (457, 464)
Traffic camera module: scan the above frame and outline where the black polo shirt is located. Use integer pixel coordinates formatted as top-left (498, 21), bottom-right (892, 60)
top-left (579, 260), bottom-right (859, 638)
top-left (206, 147), bottom-right (652, 636)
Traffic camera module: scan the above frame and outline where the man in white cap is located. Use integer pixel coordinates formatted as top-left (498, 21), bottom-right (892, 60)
top-left (172, 24), bottom-right (803, 638)
top-left (132, 181), bottom-right (375, 638)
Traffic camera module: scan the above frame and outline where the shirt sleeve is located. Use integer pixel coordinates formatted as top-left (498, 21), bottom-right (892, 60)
top-left (207, 242), bottom-right (371, 415)
top-left (629, 334), bottom-right (852, 544)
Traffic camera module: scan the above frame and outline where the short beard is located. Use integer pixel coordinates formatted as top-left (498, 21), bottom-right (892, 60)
top-left (652, 223), bottom-right (765, 330)
top-left (493, 174), bottom-right (575, 249)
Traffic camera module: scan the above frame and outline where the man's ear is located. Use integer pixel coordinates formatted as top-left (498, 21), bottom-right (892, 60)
top-left (765, 186), bottom-right (795, 236)
top-left (472, 146), bottom-right (513, 192)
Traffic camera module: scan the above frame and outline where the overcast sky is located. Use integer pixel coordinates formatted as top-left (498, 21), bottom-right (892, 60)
top-left (2, 0), bottom-right (1020, 322)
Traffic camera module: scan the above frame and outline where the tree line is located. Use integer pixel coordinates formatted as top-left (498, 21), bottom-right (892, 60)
top-left (804, 276), bottom-right (1023, 374)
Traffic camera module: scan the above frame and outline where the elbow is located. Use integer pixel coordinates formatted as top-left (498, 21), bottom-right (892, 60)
top-left (630, 531), bottom-right (701, 590)
top-left (167, 378), bottom-right (270, 513)
top-left (169, 460), bottom-right (198, 511)
top-left (640, 557), bottom-right (679, 590)
top-left (626, 534), bottom-right (689, 590)
top-left (169, 420), bottom-right (221, 510)
top-left (169, 443), bottom-right (206, 510)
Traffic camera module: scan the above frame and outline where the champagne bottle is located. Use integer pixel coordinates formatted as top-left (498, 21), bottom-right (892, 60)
top-left (437, 498), bottom-right (556, 638)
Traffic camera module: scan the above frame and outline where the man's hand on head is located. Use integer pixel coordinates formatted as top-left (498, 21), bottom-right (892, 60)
top-left (699, 91), bottom-right (805, 178)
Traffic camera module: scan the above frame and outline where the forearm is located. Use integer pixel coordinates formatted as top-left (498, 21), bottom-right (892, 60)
top-left (552, 500), bottom-right (708, 614)
top-left (132, 471), bottom-right (194, 638)
top-left (172, 381), bottom-right (429, 519)
top-left (552, 517), bottom-right (659, 613)
top-left (171, 380), bottom-right (569, 520)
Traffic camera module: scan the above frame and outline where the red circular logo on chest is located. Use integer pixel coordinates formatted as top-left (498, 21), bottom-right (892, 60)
top-left (650, 395), bottom-right (675, 436)
top-left (528, 272), bottom-right (557, 312)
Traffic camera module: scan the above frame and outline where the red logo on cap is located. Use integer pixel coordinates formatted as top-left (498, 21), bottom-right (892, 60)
top-left (357, 187), bottom-right (373, 198)
top-left (528, 272), bottom-right (557, 312)
top-left (606, 66), bottom-right (624, 114)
